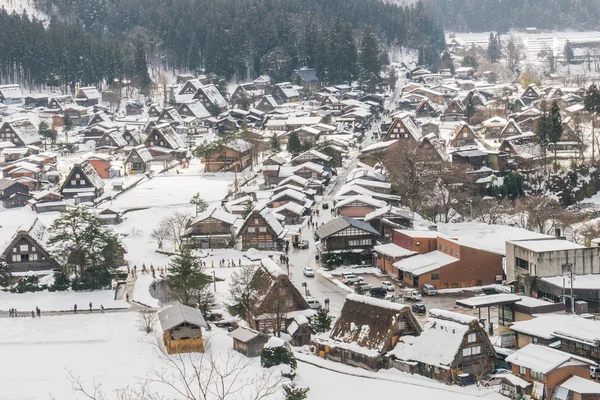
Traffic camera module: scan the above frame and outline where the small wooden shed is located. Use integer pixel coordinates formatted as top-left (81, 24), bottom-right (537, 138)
top-left (158, 302), bottom-right (209, 354)
top-left (228, 326), bottom-right (270, 357)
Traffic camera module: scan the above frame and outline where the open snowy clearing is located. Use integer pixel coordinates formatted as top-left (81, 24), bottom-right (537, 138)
top-left (0, 312), bottom-right (504, 400)
top-left (109, 174), bottom-right (234, 210)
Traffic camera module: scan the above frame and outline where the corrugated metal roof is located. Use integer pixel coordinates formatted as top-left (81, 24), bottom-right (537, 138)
top-left (158, 302), bottom-right (208, 331)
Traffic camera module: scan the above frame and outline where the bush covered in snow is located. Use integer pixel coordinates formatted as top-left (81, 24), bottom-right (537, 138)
top-left (261, 337), bottom-right (297, 369)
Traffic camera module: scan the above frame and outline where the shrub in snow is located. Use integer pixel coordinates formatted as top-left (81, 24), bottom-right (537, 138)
top-left (261, 337), bottom-right (297, 369)
top-left (12, 275), bottom-right (45, 293)
top-left (0, 262), bottom-right (12, 288)
top-left (71, 265), bottom-right (112, 291)
top-left (283, 382), bottom-right (309, 400)
top-left (49, 271), bottom-right (70, 292)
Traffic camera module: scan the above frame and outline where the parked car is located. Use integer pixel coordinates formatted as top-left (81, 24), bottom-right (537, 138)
top-left (482, 286), bottom-right (501, 295)
top-left (591, 365), bottom-right (600, 380)
top-left (342, 273), bottom-right (363, 284)
top-left (369, 287), bottom-right (387, 298)
top-left (456, 373), bottom-right (475, 386)
top-left (383, 294), bottom-right (397, 303)
top-left (479, 374), bottom-right (502, 387)
top-left (298, 240), bottom-right (310, 249)
top-left (305, 297), bottom-right (322, 310)
top-left (411, 304), bottom-right (426, 314)
top-left (322, 203), bottom-right (329, 209)
top-left (303, 267), bottom-right (315, 277)
top-left (381, 281), bottom-right (395, 291)
top-left (354, 281), bottom-right (372, 292)
top-left (423, 283), bottom-right (437, 295)
top-left (401, 288), bottom-right (422, 301)
top-left (491, 368), bottom-right (511, 375)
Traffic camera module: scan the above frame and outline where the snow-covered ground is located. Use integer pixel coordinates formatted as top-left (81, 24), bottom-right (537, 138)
top-left (0, 311), bottom-right (505, 400)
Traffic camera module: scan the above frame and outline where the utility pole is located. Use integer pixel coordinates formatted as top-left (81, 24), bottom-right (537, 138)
top-left (562, 258), bottom-right (575, 315)
top-left (570, 269), bottom-right (575, 315)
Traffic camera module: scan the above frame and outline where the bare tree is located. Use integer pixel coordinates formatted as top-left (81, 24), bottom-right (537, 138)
top-left (505, 35), bottom-right (523, 72)
top-left (65, 338), bottom-right (283, 400)
top-left (382, 143), bottom-right (440, 213)
top-left (229, 265), bottom-right (259, 319)
top-left (427, 163), bottom-right (475, 223)
top-left (516, 196), bottom-right (563, 234)
top-left (471, 197), bottom-right (512, 225)
top-left (159, 212), bottom-right (193, 250)
top-left (151, 223), bottom-right (170, 250)
top-left (138, 310), bottom-right (158, 334)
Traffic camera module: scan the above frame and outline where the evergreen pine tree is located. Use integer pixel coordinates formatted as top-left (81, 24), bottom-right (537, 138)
top-left (190, 193), bottom-right (209, 214)
top-left (358, 25), bottom-right (381, 91)
top-left (168, 87), bottom-right (176, 106)
top-left (564, 40), bottom-right (574, 64)
top-left (535, 100), bottom-right (550, 171)
top-left (310, 307), bottom-right (333, 333)
top-left (188, 36), bottom-right (201, 72)
top-left (487, 33), bottom-right (500, 63)
top-left (0, 262), bottom-right (12, 288)
top-left (548, 100), bottom-right (563, 165)
top-left (134, 40), bottom-right (152, 91)
top-left (167, 248), bottom-right (211, 307)
top-left (270, 133), bottom-right (281, 153)
top-left (287, 131), bottom-right (302, 156)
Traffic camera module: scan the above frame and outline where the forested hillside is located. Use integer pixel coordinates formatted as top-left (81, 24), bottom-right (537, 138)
top-left (423, 0), bottom-right (600, 32)
top-left (0, 11), bottom-right (139, 90)
top-left (33, 0), bottom-right (444, 82)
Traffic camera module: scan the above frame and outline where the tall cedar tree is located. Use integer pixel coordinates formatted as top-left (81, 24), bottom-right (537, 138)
top-left (134, 40), bottom-right (152, 90)
top-left (359, 26), bottom-right (382, 91)
top-left (48, 207), bottom-right (121, 278)
top-left (287, 131), bottom-right (302, 156)
top-left (584, 83), bottom-right (600, 160)
top-left (487, 33), bottom-right (500, 63)
top-left (534, 100), bottom-right (550, 170)
top-left (270, 134), bottom-right (281, 153)
top-left (167, 248), bottom-right (211, 307)
top-left (548, 100), bottom-right (563, 164)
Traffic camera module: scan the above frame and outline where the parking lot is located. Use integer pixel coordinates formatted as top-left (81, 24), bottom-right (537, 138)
top-left (348, 273), bottom-right (506, 330)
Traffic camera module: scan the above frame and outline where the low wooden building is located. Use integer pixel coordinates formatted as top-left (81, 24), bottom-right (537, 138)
top-left (237, 207), bottom-right (287, 251)
top-left (124, 145), bottom-right (153, 175)
top-left (0, 217), bottom-right (59, 273)
top-left (315, 216), bottom-right (380, 251)
top-left (313, 294), bottom-right (421, 371)
top-left (184, 208), bottom-right (239, 249)
top-left (228, 326), bottom-right (270, 357)
top-left (158, 302), bottom-right (209, 355)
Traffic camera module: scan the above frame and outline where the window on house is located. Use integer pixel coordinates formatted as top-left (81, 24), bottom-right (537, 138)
top-left (519, 366), bottom-right (526, 375)
top-left (472, 346), bottom-right (481, 355)
top-left (462, 347), bottom-right (472, 357)
top-left (79, 180), bottom-right (86, 185)
top-left (71, 180), bottom-right (77, 185)
top-left (31, 247), bottom-right (35, 252)
top-left (19, 244), bottom-right (28, 252)
top-left (463, 132), bottom-right (468, 138)
top-left (456, 251), bottom-right (459, 257)
top-left (399, 320), bottom-right (406, 330)
top-left (468, 333), bottom-right (476, 343)
top-left (248, 227), bottom-right (256, 233)
top-left (530, 371), bottom-right (543, 381)
top-left (259, 227), bottom-right (267, 233)
top-left (20, 254), bottom-right (30, 262)
top-left (254, 218), bottom-right (260, 224)
top-left (449, 248), bottom-right (453, 254)
top-left (431, 273), bottom-right (440, 280)
top-left (438, 244), bottom-right (442, 249)
top-left (75, 174), bottom-right (80, 178)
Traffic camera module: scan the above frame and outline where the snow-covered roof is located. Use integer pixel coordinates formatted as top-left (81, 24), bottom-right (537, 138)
top-left (509, 238), bottom-right (585, 252)
top-left (316, 216), bottom-right (379, 239)
top-left (291, 149), bottom-right (332, 163)
top-left (510, 314), bottom-right (600, 344)
top-left (190, 208), bottom-right (238, 226)
top-left (148, 123), bottom-right (186, 150)
top-left (373, 243), bottom-right (417, 258)
top-left (4, 119), bottom-right (40, 145)
top-left (179, 99), bottom-right (211, 119)
top-left (0, 84), bottom-right (23, 101)
top-left (393, 251), bottom-right (457, 275)
top-left (541, 274), bottom-right (600, 290)
top-left (482, 116), bottom-right (507, 127)
top-left (272, 201), bottom-right (306, 216)
top-left (456, 294), bottom-right (522, 308)
top-left (335, 195), bottom-right (387, 209)
top-left (259, 207), bottom-right (286, 238)
top-left (271, 188), bottom-right (307, 203)
top-left (199, 84), bottom-right (227, 108)
top-left (360, 140), bottom-right (398, 154)
top-left (260, 257), bottom-right (286, 277)
top-left (505, 344), bottom-right (594, 374)
top-left (77, 86), bottom-right (101, 100)
top-left (559, 376), bottom-right (600, 394)
top-left (158, 302), bottom-right (208, 331)
top-left (501, 374), bottom-right (531, 388)
top-left (365, 205), bottom-right (413, 223)
top-left (228, 326), bottom-right (268, 343)
top-left (389, 309), bottom-right (476, 368)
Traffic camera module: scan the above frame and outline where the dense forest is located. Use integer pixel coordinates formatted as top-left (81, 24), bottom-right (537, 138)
top-left (33, 0), bottom-right (445, 83)
top-left (423, 0), bottom-right (600, 32)
top-left (0, 10), bottom-right (146, 91)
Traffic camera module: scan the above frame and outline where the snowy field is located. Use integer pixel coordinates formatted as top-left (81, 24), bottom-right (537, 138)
top-left (0, 311), bottom-right (505, 400)
top-left (110, 174), bottom-right (234, 210)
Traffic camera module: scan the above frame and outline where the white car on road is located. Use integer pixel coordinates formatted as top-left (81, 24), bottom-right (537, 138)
top-left (381, 281), bottom-right (395, 291)
top-left (303, 267), bottom-right (315, 277)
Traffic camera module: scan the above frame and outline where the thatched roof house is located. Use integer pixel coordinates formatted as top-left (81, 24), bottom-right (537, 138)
top-left (314, 294), bottom-right (421, 371)
top-left (248, 257), bottom-right (312, 335)
top-left (388, 309), bottom-right (495, 383)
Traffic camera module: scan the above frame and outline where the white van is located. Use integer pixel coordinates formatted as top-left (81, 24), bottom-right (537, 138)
top-left (423, 284), bottom-right (437, 296)
top-left (305, 297), bottom-right (322, 310)
top-left (591, 365), bottom-right (600, 380)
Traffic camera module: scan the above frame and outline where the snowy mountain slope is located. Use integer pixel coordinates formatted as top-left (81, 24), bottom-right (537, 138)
top-left (0, 0), bottom-right (47, 20)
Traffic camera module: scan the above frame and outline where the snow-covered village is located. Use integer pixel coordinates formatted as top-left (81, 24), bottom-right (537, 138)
top-left (1, 0), bottom-right (600, 399)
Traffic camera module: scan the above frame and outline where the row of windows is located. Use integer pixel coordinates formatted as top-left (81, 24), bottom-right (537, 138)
top-left (462, 345), bottom-right (481, 357)
top-left (13, 244), bottom-right (36, 253)
top-left (71, 180), bottom-right (87, 186)
top-left (348, 239), bottom-right (372, 247)
top-left (247, 227), bottom-right (267, 233)
top-left (438, 243), bottom-right (459, 257)
top-left (519, 366), bottom-right (543, 382)
top-left (11, 253), bottom-right (43, 262)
